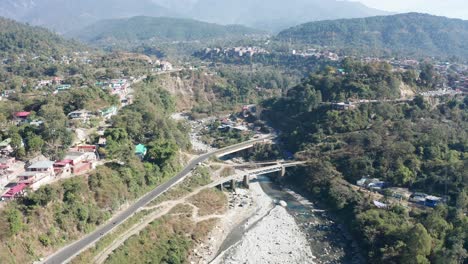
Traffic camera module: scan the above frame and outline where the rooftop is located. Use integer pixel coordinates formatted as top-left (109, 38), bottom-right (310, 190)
top-left (28, 160), bottom-right (54, 169)
top-left (15, 112), bottom-right (31, 118)
top-left (135, 144), bottom-right (147, 155)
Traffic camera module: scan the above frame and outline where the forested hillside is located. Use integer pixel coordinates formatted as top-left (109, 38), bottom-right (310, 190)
top-left (277, 13), bottom-right (468, 59)
top-left (0, 17), bottom-right (81, 56)
top-left (67, 16), bottom-right (264, 47)
top-left (263, 60), bottom-right (467, 263)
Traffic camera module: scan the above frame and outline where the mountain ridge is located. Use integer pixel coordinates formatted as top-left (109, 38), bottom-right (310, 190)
top-left (0, 0), bottom-right (390, 33)
top-left (277, 13), bottom-right (468, 59)
top-left (66, 16), bottom-right (265, 46)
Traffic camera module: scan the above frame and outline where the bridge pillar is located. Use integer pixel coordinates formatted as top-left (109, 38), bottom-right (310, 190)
top-left (231, 179), bottom-right (236, 191)
top-left (219, 183), bottom-right (225, 192)
top-left (278, 166), bottom-right (286, 177)
top-left (243, 175), bottom-right (250, 189)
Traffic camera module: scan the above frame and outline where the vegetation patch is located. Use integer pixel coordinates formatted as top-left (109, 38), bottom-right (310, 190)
top-left (190, 189), bottom-right (227, 217)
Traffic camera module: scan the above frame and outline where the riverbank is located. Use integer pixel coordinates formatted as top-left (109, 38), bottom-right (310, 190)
top-left (191, 175), bottom-right (314, 264)
top-left (212, 205), bottom-right (315, 264)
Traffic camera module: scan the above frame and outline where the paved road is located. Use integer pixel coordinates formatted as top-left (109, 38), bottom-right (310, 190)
top-left (42, 136), bottom-right (272, 264)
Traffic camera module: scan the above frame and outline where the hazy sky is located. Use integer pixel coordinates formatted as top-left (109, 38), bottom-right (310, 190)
top-left (355, 0), bottom-right (468, 19)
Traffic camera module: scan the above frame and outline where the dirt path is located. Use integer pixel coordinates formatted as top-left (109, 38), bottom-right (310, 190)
top-left (92, 182), bottom-right (227, 264)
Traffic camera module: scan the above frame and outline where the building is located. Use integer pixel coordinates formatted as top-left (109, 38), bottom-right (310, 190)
top-left (53, 161), bottom-right (72, 176)
top-left (28, 160), bottom-right (55, 176)
top-left (425, 196), bottom-right (442, 208)
top-left (0, 139), bottom-right (13, 155)
top-left (99, 106), bottom-right (118, 119)
top-left (55, 147), bottom-right (97, 175)
top-left (1, 183), bottom-right (28, 201)
top-left (386, 187), bottom-right (412, 200)
top-left (356, 177), bottom-right (387, 190)
top-left (333, 102), bottom-right (356, 111)
top-left (14, 111), bottom-right (31, 121)
top-left (68, 110), bottom-right (93, 120)
top-left (0, 157), bottom-right (15, 169)
top-left (135, 144), bottom-right (147, 159)
top-left (56, 84), bottom-right (72, 92)
top-left (17, 171), bottom-right (51, 190)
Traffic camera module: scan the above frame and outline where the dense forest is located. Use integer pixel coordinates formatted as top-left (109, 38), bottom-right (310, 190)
top-left (277, 13), bottom-right (468, 59)
top-left (263, 60), bottom-right (467, 263)
top-left (0, 17), bottom-right (82, 56)
top-left (67, 16), bottom-right (265, 47)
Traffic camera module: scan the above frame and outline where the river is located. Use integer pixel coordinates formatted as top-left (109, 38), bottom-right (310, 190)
top-left (259, 175), bottom-right (365, 264)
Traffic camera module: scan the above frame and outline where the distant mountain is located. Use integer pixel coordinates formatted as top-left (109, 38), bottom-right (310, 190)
top-left (183, 0), bottom-right (390, 32)
top-left (67, 16), bottom-right (265, 46)
top-left (277, 13), bottom-right (468, 59)
top-left (0, 0), bottom-right (389, 33)
top-left (0, 16), bottom-right (80, 56)
top-left (0, 0), bottom-right (176, 33)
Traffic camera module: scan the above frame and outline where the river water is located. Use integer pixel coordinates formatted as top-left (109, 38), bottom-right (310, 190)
top-left (258, 176), bottom-right (365, 264)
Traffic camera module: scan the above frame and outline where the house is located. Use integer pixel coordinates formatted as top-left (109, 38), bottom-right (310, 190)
top-left (68, 110), bottom-right (93, 120)
top-left (1, 89), bottom-right (16, 98)
top-left (75, 145), bottom-right (98, 153)
top-left (0, 157), bottom-right (15, 169)
top-left (356, 178), bottom-right (386, 190)
top-left (17, 171), bottom-right (51, 190)
top-left (99, 106), bottom-right (118, 119)
top-left (56, 84), bottom-right (72, 92)
top-left (53, 160), bottom-right (72, 176)
top-left (135, 144), bottom-right (147, 159)
top-left (27, 160), bottom-right (55, 178)
top-left (98, 137), bottom-right (107, 147)
top-left (368, 181), bottom-right (387, 190)
top-left (0, 138), bottom-right (13, 155)
top-left (425, 195), bottom-right (442, 208)
top-left (14, 111), bottom-right (31, 121)
top-left (63, 151), bottom-right (96, 165)
top-left (1, 183), bottom-right (28, 201)
top-left (56, 150), bottom-right (96, 175)
top-left (52, 77), bottom-right (63, 84)
top-left (333, 102), bottom-right (356, 111)
top-left (386, 187), bottom-right (412, 200)
top-left (410, 193), bottom-right (428, 205)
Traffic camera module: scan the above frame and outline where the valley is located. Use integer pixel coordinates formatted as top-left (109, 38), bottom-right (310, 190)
top-left (0, 5), bottom-right (466, 264)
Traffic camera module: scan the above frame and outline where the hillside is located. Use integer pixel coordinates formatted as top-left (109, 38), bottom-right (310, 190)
top-left (277, 13), bottom-right (468, 59)
top-left (67, 16), bottom-right (265, 46)
top-left (263, 60), bottom-right (467, 263)
top-left (0, 16), bottom-right (80, 56)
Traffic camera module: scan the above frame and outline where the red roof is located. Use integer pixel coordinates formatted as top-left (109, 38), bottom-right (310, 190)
top-left (77, 145), bottom-right (96, 151)
top-left (15, 112), bottom-right (31, 118)
top-left (3, 183), bottom-right (28, 197)
top-left (54, 160), bottom-right (73, 166)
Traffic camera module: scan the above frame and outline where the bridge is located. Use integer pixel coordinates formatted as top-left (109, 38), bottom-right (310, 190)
top-left (210, 161), bottom-right (308, 190)
top-left (215, 136), bottom-right (274, 158)
top-left (242, 161), bottom-right (307, 178)
top-left (42, 135), bottom-right (276, 264)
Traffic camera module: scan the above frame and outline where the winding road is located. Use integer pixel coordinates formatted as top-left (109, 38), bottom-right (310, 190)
top-left (42, 136), bottom-right (273, 264)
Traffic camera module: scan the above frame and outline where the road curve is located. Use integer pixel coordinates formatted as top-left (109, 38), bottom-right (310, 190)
top-left (42, 136), bottom-right (272, 264)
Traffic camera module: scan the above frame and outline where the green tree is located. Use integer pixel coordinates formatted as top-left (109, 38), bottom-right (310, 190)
top-left (6, 208), bottom-right (23, 236)
top-left (401, 224), bottom-right (432, 264)
top-left (146, 138), bottom-right (178, 166)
